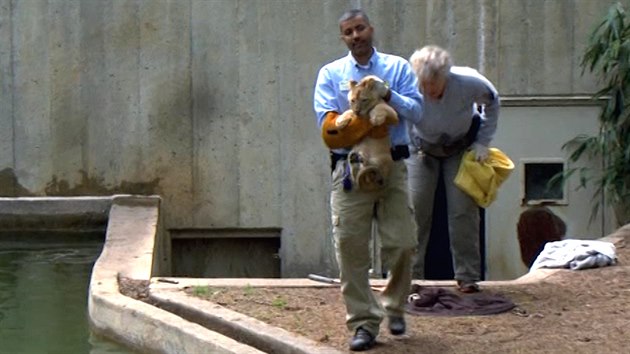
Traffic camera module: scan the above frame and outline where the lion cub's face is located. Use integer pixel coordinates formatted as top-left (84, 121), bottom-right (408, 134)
top-left (348, 77), bottom-right (382, 118)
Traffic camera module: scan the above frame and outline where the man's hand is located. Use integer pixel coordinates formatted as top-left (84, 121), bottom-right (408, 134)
top-left (371, 77), bottom-right (391, 101)
top-left (472, 143), bottom-right (489, 162)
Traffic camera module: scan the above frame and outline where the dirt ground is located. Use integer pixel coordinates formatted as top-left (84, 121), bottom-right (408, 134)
top-left (184, 234), bottom-right (629, 354)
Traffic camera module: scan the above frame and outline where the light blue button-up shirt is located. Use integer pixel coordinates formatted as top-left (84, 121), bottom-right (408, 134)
top-left (313, 49), bottom-right (423, 152)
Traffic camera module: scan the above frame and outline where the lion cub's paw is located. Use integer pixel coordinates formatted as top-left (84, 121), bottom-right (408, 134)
top-left (335, 111), bottom-right (354, 129)
top-left (369, 108), bottom-right (387, 126)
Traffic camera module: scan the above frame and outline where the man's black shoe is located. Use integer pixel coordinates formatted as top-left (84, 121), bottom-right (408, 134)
top-left (388, 316), bottom-right (406, 335)
top-left (349, 327), bottom-right (376, 351)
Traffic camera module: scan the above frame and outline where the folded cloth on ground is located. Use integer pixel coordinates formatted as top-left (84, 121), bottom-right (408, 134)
top-left (404, 284), bottom-right (515, 317)
top-left (530, 239), bottom-right (617, 271)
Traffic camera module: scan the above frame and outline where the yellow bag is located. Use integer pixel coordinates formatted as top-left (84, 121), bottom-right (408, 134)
top-left (454, 148), bottom-right (514, 208)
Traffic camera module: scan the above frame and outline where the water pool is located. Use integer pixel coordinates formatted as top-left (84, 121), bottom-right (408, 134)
top-left (0, 231), bottom-right (138, 354)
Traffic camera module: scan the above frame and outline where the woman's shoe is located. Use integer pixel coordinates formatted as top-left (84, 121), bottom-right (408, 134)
top-left (457, 280), bottom-right (480, 293)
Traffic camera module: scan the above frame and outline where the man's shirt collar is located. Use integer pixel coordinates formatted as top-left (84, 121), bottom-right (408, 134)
top-left (347, 48), bottom-right (379, 69)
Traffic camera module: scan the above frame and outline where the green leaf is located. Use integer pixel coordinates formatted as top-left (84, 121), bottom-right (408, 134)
top-left (573, 2), bottom-right (630, 224)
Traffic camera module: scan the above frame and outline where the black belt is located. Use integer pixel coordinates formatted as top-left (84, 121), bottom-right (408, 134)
top-left (330, 145), bottom-right (410, 171)
top-left (418, 113), bottom-right (481, 159)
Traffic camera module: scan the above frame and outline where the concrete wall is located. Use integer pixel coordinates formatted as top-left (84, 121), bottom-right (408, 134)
top-left (0, 0), bottom-right (627, 277)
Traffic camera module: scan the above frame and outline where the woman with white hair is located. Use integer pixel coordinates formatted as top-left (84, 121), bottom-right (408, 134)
top-left (407, 45), bottom-right (500, 293)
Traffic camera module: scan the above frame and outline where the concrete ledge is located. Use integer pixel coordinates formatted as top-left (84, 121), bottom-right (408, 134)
top-left (90, 285), bottom-right (263, 354)
top-left (500, 95), bottom-right (605, 107)
top-left (149, 226), bottom-right (629, 293)
top-left (0, 196), bottom-right (113, 213)
top-left (150, 290), bottom-right (344, 354)
top-left (0, 196), bottom-right (112, 231)
top-left (147, 269), bottom-right (560, 294)
top-left (88, 195), bottom-right (263, 354)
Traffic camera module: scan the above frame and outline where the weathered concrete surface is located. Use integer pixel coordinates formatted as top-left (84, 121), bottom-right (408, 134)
top-left (2, 1), bottom-right (630, 278)
top-left (90, 285), bottom-right (265, 354)
top-left (0, 196), bottom-right (111, 230)
top-left (88, 195), bottom-right (264, 354)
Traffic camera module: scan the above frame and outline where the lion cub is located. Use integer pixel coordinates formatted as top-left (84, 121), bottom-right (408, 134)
top-left (335, 75), bottom-right (399, 191)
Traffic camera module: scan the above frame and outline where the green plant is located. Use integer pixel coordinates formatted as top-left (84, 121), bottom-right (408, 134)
top-left (555, 2), bottom-right (630, 226)
top-left (192, 285), bottom-right (210, 297)
top-left (191, 286), bottom-right (222, 298)
top-left (271, 297), bottom-right (287, 309)
top-left (243, 284), bottom-right (255, 296)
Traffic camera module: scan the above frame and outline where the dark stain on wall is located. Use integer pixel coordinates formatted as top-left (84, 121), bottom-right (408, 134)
top-left (0, 168), bottom-right (34, 197)
top-left (0, 168), bottom-right (160, 197)
top-left (45, 170), bottom-right (161, 196)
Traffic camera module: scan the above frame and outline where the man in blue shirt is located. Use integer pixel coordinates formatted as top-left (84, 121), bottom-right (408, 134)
top-left (313, 9), bottom-right (423, 352)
